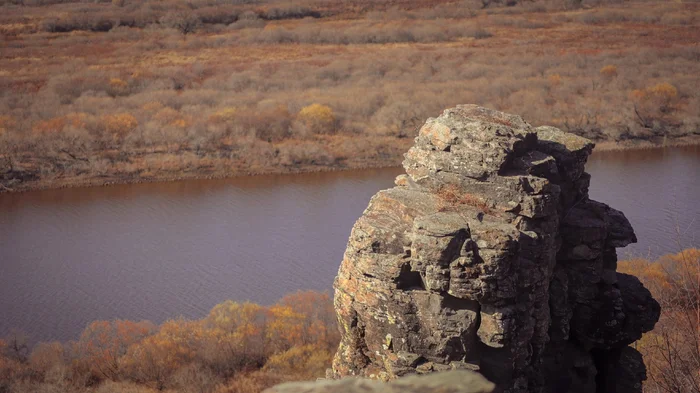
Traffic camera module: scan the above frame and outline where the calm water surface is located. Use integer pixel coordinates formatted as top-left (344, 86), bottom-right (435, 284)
top-left (1, 146), bottom-right (698, 343)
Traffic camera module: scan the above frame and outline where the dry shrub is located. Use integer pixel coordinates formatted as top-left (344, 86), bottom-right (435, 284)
top-left (630, 82), bottom-right (680, 129)
top-left (437, 184), bottom-right (493, 214)
top-left (263, 344), bottom-right (332, 380)
top-left (237, 106), bottom-right (293, 142)
top-left (94, 380), bottom-right (159, 393)
top-left (33, 117), bottom-right (67, 134)
top-left (119, 319), bottom-right (203, 390)
top-left (548, 73), bottom-right (562, 87)
top-left (471, 28), bottom-right (493, 39)
top-left (141, 102), bottom-right (165, 113)
top-left (599, 65), bottom-right (618, 79)
top-left (32, 113), bottom-right (88, 135)
top-left (75, 319), bottom-right (155, 381)
top-left (631, 83), bottom-right (678, 113)
top-left (297, 104), bottom-right (335, 134)
top-left (272, 291), bottom-right (339, 351)
top-left (215, 371), bottom-right (288, 393)
top-left (107, 78), bottom-right (130, 97)
top-left (159, 11), bottom-right (202, 37)
top-left (276, 140), bottom-right (333, 166)
top-left (29, 342), bottom-right (65, 377)
top-left (153, 107), bottom-right (191, 128)
top-left (171, 363), bottom-right (221, 393)
top-left (209, 107), bottom-right (238, 124)
top-left (101, 113), bottom-right (139, 140)
top-left (201, 301), bottom-right (269, 377)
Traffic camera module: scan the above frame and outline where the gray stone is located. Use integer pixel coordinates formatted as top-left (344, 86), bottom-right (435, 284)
top-left (329, 106), bottom-right (659, 393)
top-left (263, 370), bottom-right (495, 393)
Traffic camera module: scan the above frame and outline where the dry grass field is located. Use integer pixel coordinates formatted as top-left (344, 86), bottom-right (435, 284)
top-left (1, 0), bottom-right (699, 191)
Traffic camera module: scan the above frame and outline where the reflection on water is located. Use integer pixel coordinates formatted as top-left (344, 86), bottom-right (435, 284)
top-left (0, 147), bottom-right (698, 343)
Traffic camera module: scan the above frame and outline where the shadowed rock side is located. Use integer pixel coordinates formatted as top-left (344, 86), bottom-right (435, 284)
top-left (329, 105), bottom-right (660, 393)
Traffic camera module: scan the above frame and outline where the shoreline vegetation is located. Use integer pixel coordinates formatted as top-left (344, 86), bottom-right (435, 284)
top-left (1, 250), bottom-right (697, 393)
top-left (2, 136), bottom-right (699, 194)
top-left (1, 0), bottom-right (699, 194)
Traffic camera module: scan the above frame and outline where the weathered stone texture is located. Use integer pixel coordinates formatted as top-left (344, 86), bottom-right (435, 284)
top-left (330, 105), bottom-right (660, 393)
top-left (264, 370), bottom-right (495, 393)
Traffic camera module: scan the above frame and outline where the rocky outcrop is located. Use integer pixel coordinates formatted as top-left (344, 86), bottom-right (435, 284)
top-left (265, 370), bottom-right (494, 393)
top-left (329, 106), bottom-right (660, 393)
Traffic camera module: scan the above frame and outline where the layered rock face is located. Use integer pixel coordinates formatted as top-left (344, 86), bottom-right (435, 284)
top-left (330, 106), bottom-right (660, 393)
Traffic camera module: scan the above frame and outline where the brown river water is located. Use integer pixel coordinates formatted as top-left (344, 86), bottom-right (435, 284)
top-left (0, 146), bottom-right (698, 343)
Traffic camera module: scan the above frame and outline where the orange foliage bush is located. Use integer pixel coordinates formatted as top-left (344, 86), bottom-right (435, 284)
top-left (75, 319), bottom-right (155, 380)
top-left (297, 104), bottom-right (336, 134)
top-left (202, 301), bottom-right (269, 375)
top-left (209, 107), bottom-right (239, 124)
top-left (109, 78), bottom-right (128, 89)
top-left (263, 344), bottom-right (333, 380)
top-left (631, 83), bottom-right (678, 112)
top-left (28, 341), bottom-right (65, 376)
top-left (33, 113), bottom-right (88, 135)
top-left (630, 82), bottom-right (680, 129)
top-left (1, 290), bottom-right (339, 392)
top-left (102, 113), bottom-right (139, 140)
top-left (599, 64), bottom-right (618, 79)
top-left (276, 291), bottom-right (339, 350)
top-left (548, 73), bottom-right (562, 87)
top-left (33, 117), bottom-right (67, 134)
top-left (120, 319), bottom-right (202, 390)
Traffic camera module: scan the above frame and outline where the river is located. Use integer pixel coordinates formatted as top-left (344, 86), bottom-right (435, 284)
top-left (0, 146), bottom-right (698, 343)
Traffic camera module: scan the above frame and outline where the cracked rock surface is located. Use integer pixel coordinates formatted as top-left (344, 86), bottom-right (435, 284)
top-left (329, 105), bottom-right (660, 393)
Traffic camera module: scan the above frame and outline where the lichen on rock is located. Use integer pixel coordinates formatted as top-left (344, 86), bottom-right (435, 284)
top-left (329, 105), bottom-right (660, 393)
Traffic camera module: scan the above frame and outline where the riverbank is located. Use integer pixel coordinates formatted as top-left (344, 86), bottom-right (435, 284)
top-left (2, 134), bottom-right (699, 194)
top-left (594, 135), bottom-right (700, 152)
top-left (1, 0), bottom-right (699, 193)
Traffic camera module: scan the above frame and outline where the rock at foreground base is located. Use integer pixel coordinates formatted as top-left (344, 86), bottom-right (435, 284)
top-left (265, 370), bottom-right (494, 393)
top-left (330, 106), bottom-right (660, 393)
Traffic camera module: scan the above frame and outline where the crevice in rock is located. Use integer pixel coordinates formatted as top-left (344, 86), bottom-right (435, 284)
top-left (396, 263), bottom-right (426, 291)
top-left (443, 292), bottom-right (480, 313)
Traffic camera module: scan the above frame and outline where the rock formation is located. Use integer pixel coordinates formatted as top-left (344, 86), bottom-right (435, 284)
top-left (329, 105), bottom-right (660, 393)
top-left (265, 370), bottom-right (495, 393)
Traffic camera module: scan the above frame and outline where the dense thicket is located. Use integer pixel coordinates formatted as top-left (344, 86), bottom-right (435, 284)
top-left (0, 291), bottom-right (339, 393)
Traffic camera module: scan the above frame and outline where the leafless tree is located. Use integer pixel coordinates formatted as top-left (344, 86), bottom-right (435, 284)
top-left (160, 10), bottom-right (201, 38)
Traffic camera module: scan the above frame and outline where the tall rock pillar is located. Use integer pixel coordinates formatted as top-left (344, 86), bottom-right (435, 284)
top-left (330, 105), bottom-right (659, 393)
